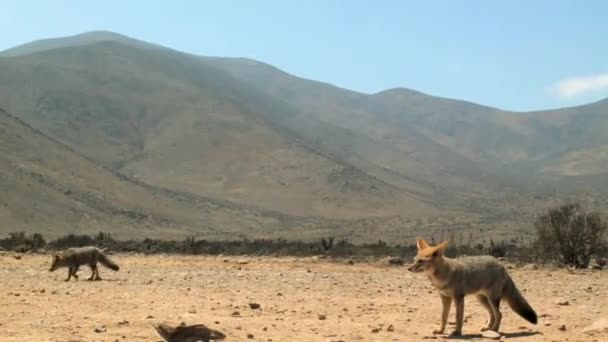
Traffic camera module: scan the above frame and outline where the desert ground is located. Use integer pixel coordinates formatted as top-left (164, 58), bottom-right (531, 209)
top-left (0, 253), bottom-right (606, 342)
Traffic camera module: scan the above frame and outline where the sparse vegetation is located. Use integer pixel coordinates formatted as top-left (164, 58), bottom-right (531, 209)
top-left (321, 236), bottom-right (334, 251)
top-left (0, 230), bottom-right (532, 263)
top-left (487, 239), bottom-right (508, 258)
top-left (0, 232), bottom-right (421, 259)
top-left (532, 202), bottom-right (608, 268)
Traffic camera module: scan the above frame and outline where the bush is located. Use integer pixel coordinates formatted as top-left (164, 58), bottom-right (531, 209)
top-left (487, 239), bottom-right (507, 258)
top-left (0, 232), bottom-right (46, 252)
top-left (533, 202), bottom-right (608, 268)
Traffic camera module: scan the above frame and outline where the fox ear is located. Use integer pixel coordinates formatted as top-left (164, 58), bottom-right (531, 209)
top-left (436, 240), bottom-right (449, 253)
top-left (416, 237), bottom-right (429, 250)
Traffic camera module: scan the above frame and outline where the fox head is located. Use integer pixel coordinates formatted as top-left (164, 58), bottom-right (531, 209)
top-left (407, 238), bottom-right (448, 273)
top-left (49, 254), bottom-right (61, 272)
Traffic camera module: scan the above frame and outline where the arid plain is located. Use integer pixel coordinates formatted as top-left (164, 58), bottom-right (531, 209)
top-left (1, 253), bottom-right (607, 341)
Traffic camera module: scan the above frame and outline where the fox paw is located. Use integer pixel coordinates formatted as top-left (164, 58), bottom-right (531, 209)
top-left (448, 330), bottom-right (462, 337)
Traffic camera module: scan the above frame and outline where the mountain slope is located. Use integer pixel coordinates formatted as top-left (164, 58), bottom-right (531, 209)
top-left (208, 56), bottom-right (608, 186)
top-left (1, 31), bottom-right (607, 241)
top-left (0, 107), bottom-right (348, 241)
top-left (0, 38), bottom-right (433, 219)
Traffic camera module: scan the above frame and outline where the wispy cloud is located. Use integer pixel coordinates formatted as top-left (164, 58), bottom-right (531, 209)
top-left (552, 73), bottom-right (608, 98)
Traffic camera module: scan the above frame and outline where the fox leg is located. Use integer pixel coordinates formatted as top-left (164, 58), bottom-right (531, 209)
top-left (66, 266), bottom-right (78, 281)
top-left (487, 296), bottom-right (502, 332)
top-left (477, 295), bottom-right (495, 331)
top-left (449, 294), bottom-right (465, 337)
top-left (433, 294), bottom-right (452, 334)
top-left (88, 263), bottom-right (101, 281)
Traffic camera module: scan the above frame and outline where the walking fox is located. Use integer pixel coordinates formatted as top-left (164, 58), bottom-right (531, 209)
top-left (408, 238), bottom-right (537, 336)
top-left (49, 246), bottom-right (120, 281)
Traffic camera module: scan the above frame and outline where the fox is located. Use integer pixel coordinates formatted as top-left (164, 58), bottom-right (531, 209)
top-left (49, 246), bottom-right (120, 281)
top-left (407, 238), bottom-right (537, 337)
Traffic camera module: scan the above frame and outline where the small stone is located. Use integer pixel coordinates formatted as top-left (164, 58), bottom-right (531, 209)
top-left (371, 328), bottom-right (380, 333)
top-left (481, 330), bottom-right (501, 339)
top-left (248, 303), bottom-right (261, 310)
top-left (317, 313), bottom-right (326, 320)
top-left (94, 326), bottom-right (107, 333)
top-left (558, 324), bottom-right (566, 331)
top-left (582, 317), bottom-right (608, 335)
top-left (117, 320), bottom-right (129, 326)
top-left (232, 311), bottom-right (241, 317)
top-left (387, 324), bottom-right (395, 332)
top-left (247, 333), bottom-right (254, 339)
top-left (387, 257), bottom-right (404, 266)
top-left (554, 298), bottom-right (569, 306)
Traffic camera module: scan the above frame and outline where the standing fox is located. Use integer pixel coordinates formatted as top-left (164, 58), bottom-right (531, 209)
top-left (407, 238), bottom-right (537, 336)
top-left (49, 246), bottom-right (120, 281)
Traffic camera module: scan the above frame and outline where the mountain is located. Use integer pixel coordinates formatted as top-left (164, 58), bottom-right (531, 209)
top-left (1, 31), bottom-right (606, 241)
top-left (0, 107), bottom-right (352, 241)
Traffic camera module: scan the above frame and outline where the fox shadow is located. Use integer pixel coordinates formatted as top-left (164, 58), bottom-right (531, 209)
top-left (442, 331), bottom-right (541, 340)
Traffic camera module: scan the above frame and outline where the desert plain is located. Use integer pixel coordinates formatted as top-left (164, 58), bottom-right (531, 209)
top-left (1, 253), bottom-right (607, 342)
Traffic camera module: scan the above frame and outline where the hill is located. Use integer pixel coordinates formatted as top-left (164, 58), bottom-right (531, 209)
top-left (1, 31), bottom-right (607, 242)
top-left (0, 107), bottom-right (343, 241)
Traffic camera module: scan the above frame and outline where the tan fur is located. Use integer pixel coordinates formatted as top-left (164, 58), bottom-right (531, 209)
top-left (49, 246), bottom-right (119, 281)
top-left (408, 238), bottom-right (537, 336)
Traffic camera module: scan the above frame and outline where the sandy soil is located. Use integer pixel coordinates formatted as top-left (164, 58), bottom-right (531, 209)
top-left (0, 253), bottom-right (606, 341)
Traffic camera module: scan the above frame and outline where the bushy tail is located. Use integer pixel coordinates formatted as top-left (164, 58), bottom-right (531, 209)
top-left (98, 252), bottom-right (120, 271)
top-left (504, 276), bottom-right (537, 324)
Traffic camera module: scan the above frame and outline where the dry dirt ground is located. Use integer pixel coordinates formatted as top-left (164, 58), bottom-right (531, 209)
top-left (0, 253), bottom-right (606, 342)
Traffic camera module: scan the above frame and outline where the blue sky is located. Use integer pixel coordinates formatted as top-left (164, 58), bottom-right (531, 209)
top-left (1, 0), bottom-right (606, 111)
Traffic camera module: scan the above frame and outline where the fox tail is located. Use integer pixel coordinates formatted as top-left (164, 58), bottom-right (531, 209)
top-left (98, 252), bottom-right (120, 271)
top-left (504, 276), bottom-right (537, 324)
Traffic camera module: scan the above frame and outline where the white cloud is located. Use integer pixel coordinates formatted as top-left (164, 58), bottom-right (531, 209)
top-left (552, 73), bottom-right (608, 98)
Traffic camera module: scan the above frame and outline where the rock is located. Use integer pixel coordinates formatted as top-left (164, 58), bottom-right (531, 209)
top-left (231, 311), bottom-right (241, 317)
top-left (554, 298), bottom-right (570, 306)
top-left (589, 262), bottom-right (603, 270)
top-left (247, 333), bottom-right (254, 339)
top-left (523, 264), bottom-right (538, 270)
top-left (153, 322), bottom-right (226, 341)
top-left (371, 328), bottom-right (380, 333)
top-left (248, 303), bottom-right (261, 310)
top-left (317, 313), bottom-right (326, 320)
top-left (94, 326), bottom-right (107, 333)
top-left (117, 320), bottom-right (129, 326)
top-left (387, 257), bottom-right (404, 266)
top-left (13, 254), bottom-right (22, 260)
top-left (582, 317), bottom-right (608, 335)
top-left (481, 330), bottom-right (502, 339)
top-left (558, 324), bottom-right (567, 331)
top-left (387, 324), bottom-right (395, 332)
top-left (237, 260), bottom-right (249, 265)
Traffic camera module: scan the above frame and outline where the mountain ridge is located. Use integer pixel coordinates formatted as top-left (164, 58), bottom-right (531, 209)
top-left (1, 31), bottom-right (606, 242)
